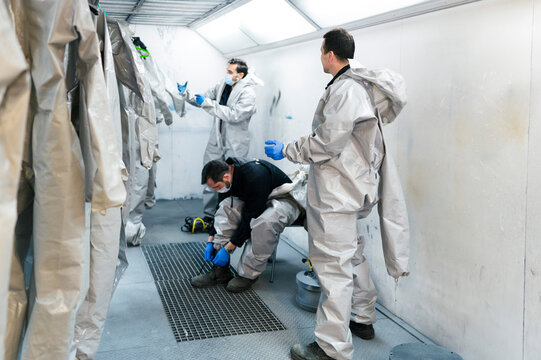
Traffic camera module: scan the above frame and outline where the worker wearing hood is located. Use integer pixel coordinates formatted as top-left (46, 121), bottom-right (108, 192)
top-left (178, 59), bottom-right (264, 221)
top-left (265, 28), bottom-right (410, 360)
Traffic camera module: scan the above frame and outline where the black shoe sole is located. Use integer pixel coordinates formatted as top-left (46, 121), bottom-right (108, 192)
top-left (350, 329), bottom-right (375, 340)
top-left (350, 322), bottom-right (375, 340)
top-left (225, 286), bottom-right (251, 293)
top-left (355, 333), bottom-right (375, 340)
top-left (190, 278), bottom-right (232, 288)
top-left (190, 282), bottom-right (217, 288)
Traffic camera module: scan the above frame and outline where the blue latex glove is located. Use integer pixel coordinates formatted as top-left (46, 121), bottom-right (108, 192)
top-left (195, 94), bottom-right (205, 105)
top-left (212, 247), bottom-right (230, 267)
top-left (264, 140), bottom-right (285, 160)
top-left (177, 81), bottom-right (187, 95)
top-left (204, 242), bottom-right (215, 262)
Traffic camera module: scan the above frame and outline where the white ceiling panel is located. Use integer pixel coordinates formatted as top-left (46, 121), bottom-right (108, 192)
top-left (289, 0), bottom-right (428, 28)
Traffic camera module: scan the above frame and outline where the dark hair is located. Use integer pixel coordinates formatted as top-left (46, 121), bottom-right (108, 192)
top-left (228, 58), bottom-right (248, 76)
top-left (201, 160), bottom-right (230, 184)
top-left (322, 28), bottom-right (355, 61)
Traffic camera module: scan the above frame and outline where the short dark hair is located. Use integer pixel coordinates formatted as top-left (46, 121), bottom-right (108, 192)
top-left (323, 28), bottom-right (355, 61)
top-left (201, 160), bottom-right (229, 184)
top-left (228, 58), bottom-right (248, 76)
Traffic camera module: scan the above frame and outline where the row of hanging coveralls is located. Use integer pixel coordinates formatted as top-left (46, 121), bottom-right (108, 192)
top-left (0, 0), bottom-right (185, 359)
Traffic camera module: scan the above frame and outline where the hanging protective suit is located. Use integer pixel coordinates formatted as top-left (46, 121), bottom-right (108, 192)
top-left (108, 20), bottom-right (157, 247)
top-left (282, 60), bottom-right (409, 360)
top-left (73, 3), bottom-right (127, 359)
top-left (135, 36), bottom-right (181, 210)
top-left (4, 0), bottom-right (126, 358)
top-left (212, 165), bottom-right (307, 280)
top-left (4, 4), bottom-right (34, 357)
top-left (0, 2), bottom-right (30, 359)
top-left (183, 73), bottom-right (264, 218)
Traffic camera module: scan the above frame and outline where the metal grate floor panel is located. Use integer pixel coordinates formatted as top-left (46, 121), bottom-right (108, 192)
top-left (142, 242), bottom-right (286, 342)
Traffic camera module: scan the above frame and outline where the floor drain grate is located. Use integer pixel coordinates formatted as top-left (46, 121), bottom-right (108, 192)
top-left (142, 242), bottom-right (286, 342)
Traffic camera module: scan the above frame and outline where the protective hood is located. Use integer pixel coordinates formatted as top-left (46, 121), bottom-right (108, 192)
top-left (347, 60), bottom-right (410, 279)
top-left (232, 72), bottom-right (264, 90)
top-left (347, 59), bottom-right (407, 125)
top-left (269, 166), bottom-right (308, 212)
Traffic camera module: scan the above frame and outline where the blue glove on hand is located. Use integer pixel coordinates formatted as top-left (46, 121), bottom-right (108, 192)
top-left (177, 81), bottom-right (187, 95)
top-left (264, 140), bottom-right (285, 160)
top-left (195, 94), bottom-right (205, 105)
top-left (204, 242), bottom-right (215, 262)
top-left (212, 248), bottom-right (230, 267)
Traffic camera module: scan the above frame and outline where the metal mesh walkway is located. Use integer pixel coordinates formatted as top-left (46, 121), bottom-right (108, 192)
top-left (142, 242), bottom-right (286, 342)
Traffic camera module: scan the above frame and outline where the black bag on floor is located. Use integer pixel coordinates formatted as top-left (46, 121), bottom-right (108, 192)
top-left (180, 216), bottom-right (212, 233)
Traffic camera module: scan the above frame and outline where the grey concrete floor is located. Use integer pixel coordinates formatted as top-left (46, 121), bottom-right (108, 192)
top-left (96, 199), bottom-right (426, 360)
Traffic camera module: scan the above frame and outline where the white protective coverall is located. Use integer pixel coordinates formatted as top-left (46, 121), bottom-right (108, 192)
top-left (5, 0), bottom-right (126, 359)
top-left (108, 20), bottom-right (157, 247)
top-left (282, 60), bottom-right (410, 360)
top-left (0, 3), bottom-right (30, 359)
top-left (138, 41), bottom-right (181, 210)
top-left (212, 167), bottom-right (307, 279)
top-left (184, 74), bottom-right (264, 217)
top-left (73, 5), bottom-right (127, 360)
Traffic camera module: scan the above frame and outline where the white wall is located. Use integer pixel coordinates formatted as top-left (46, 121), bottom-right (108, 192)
top-left (240, 0), bottom-right (540, 359)
top-left (525, 1), bottom-right (541, 359)
top-left (131, 25), bottom-right (227, 199)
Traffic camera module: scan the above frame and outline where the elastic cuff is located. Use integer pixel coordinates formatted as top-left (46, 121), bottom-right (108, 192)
top-left (230, 238), bottom-right (244, 248)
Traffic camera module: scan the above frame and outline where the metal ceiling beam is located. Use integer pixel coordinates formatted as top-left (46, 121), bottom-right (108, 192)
top-left (129, 10), bottom-right (213, 16)
top-left (129, 19), bottom-right (192, 24)
top-left (126, 0), bottom-right (146, 22)
top-left (132, 5), bottom-right (216, 11)
top-left (188, 0), bottom-right (247, 28)
top-left (131, 15), bottom-right (199, 20)
top-left (143, 0), bottom-right (222, 5)
top-left (285, 0), bottom-right (321, 30)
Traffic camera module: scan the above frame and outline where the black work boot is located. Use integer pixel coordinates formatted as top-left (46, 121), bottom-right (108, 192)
top-left (190, 265), bottom-right (232, 288)
top-left (349, 320), bottom-right (375, 340)
top-left (290, 342), bottom-right (333, 360)
top-left (225, 276), bottom-right (258, 293)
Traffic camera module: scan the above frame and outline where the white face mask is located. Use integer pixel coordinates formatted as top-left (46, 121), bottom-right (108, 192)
top-left (217, 185), bottom-right (230, 193)
top-left (224, 74), bottom-right (236, 86)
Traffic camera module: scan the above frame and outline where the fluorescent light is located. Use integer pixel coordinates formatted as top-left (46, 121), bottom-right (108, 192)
top-left (237, 0), bottom-right (316, 44)
top-left (196, 0), bottom-right (316, 53)
top-left (197, 12), bottom-right (258, 53)
top-left (290, 0), bottom-right (428, 28)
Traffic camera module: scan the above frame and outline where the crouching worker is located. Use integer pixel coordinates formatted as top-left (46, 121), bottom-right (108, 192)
top-left (191, 157), bottom-right (306, 293)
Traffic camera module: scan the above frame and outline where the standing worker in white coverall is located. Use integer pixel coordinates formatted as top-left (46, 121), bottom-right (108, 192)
top-left (265, 28), bottom-right (410, 360)
top-left (178, 59), bottom-right (263, 223)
